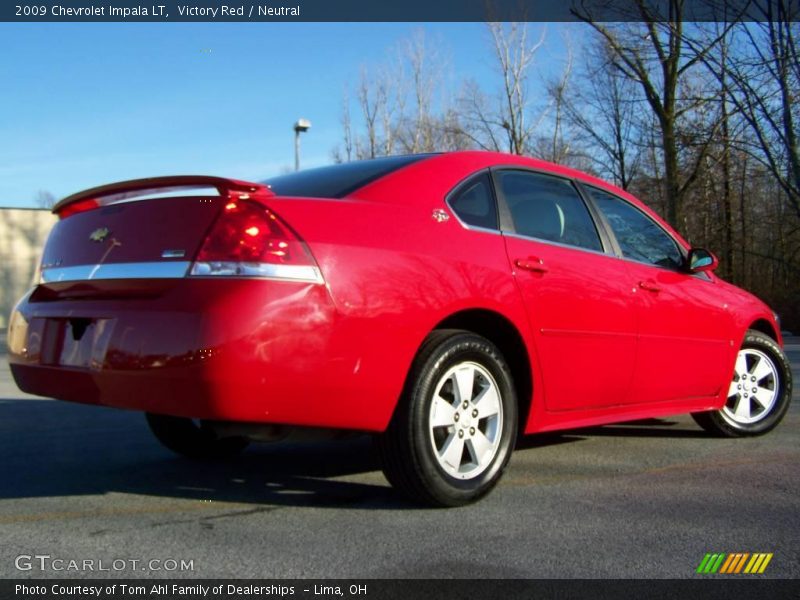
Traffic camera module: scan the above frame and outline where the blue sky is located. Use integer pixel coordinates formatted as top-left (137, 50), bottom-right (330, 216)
top-left (0, 22), bottom-right (577, 207)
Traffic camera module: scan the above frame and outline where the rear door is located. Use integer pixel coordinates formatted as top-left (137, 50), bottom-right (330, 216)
top-left (494, 169), bottom-right (638, 411)
top-left (583, 185), bottom-right (732, 403)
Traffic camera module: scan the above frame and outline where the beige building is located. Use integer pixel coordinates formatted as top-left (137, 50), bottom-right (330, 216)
top-left (0, 207), bottom-right (57, 329)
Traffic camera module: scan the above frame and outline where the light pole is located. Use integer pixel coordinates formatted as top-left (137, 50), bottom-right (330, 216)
top-left (293, 118), bottom-right (311, 171)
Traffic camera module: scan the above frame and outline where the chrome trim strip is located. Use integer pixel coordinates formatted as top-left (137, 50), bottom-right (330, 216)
top-left (502, 232), bottom-right (612, 258)
top-left (41, 262), bottom-right (191, 283)
top-left (40, 261), bottom-right (325, 285)
top-left (189, 262), bottom-right (324, 284)
top-left (447, 212), bottom-right (503, 235)
top-left (161, 249), bottom-right (186, 258)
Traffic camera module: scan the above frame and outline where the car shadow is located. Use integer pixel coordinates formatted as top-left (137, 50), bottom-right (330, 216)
top-left (0, 398), bottom-right (405, 509)
top-left (569, 417), bottom-right (713, 439)
top-left (0, 399), bottom-right (710, 508)
top-left (515, 431), bottom-right (589, 450)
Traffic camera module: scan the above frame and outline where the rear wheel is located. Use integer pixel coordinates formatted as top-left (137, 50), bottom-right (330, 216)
top-left (692, 330), bottom-right (792, 437)
top-left (376, 330), bottom-right (518, 507)
top-left (145, 413), bottom-right (250, 458)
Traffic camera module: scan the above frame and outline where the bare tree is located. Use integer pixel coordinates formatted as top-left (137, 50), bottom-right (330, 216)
top-left (561, 37), bottom-right (642, 189)
top-left (395, 30), bottom-right (440, 153)
top-left (686, 1), bottom-right (800, 218)
top-left (437, 108), bottom-right (476, 151)
top-left (707, 22), bottom-right (737, 276)
top-left (574, 1), bottom-right (734, 226)
top-left (34, 190), bottom-right (56, 209)
top-left (357, 67), bottom-right (388, 159)
top-left (489, 22), bottom-right (544, 154)
top-left (332, 88), bottom-right (355, 163)
top-left (457, 79), bottom-right (506, 152)
top-left (334, 29), bottom-right (457, 160)
top-left (532, 40), bottom-right (575, 164)
top-left (457, 22), bottom-right (560, 156)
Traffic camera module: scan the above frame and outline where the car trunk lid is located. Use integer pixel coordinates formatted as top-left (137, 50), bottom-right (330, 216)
top-left (37, 176), bottom-right (273, 295)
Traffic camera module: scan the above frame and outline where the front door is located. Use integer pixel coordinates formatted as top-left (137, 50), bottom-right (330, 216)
top-left (585, 186), bottom-right (733, 403)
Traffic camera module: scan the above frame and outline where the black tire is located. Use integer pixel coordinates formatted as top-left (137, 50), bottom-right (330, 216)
top-left (145, 413), bottom-right (250, 459)
top-left (692, 330), bottom-right (792, 437)
top-left (376, 330), bottom-right (518, 507)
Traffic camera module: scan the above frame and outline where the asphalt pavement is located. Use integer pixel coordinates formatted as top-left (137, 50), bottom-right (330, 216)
top-left (0, 339), bottom-right (798, 579)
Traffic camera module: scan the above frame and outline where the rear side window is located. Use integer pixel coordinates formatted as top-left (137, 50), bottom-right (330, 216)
top-left (263, 154), bottom-right (435, 198)
top-left (448, 173), bottom-right (498, 230)
top-left (497, 170), bottom-right (603, 252)
top-left (587, 187), bottom-right (684, 269)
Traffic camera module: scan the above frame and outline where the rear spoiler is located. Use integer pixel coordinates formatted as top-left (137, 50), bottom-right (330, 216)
top-left (52, 175), bottom-right (273, 218)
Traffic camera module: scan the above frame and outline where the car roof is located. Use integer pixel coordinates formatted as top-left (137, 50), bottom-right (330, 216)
top-left (259, 151), bottom-right (678, 242)
top-left (349, 151), bottom-right (639, 204)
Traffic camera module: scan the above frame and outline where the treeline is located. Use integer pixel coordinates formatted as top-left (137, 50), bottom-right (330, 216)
top-left (332, 0), bottom-right (800, 332)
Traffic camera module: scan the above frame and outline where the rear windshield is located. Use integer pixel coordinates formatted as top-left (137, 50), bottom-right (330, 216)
top-left (262, 154), bottom-right (435, 198)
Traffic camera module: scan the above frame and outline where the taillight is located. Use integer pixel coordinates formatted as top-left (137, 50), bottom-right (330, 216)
top-left (56, 198), bottom-right (99, 219)
top-left (190, 201), bottom-right (322, 283)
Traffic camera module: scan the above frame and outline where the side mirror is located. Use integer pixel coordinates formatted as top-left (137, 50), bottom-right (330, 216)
top-left (688, 248), bottom-right (718, 273)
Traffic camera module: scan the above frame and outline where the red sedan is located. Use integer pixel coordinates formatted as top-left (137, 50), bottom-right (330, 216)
top-left (7, 151), bottom-right (792, 506)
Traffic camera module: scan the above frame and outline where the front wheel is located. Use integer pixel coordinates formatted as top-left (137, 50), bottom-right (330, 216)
top-left (145, 413), bottom-right (250, 459)
top-left (692, 330), bottom-right (792, 437)
top-left (376, 330), bottom-right (518, 507)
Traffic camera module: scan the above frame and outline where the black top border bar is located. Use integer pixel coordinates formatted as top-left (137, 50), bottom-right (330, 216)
top-left (3, 0), bottom-right (799, 22)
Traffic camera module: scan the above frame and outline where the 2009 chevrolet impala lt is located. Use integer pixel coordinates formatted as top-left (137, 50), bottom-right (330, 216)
top-left (7, 152), bottom-right (792, 506)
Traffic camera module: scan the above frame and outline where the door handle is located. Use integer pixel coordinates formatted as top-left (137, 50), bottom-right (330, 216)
top-left (638, 280), bottom-right (661, 293)
top-left (515, 257), bottom-right (548, 273)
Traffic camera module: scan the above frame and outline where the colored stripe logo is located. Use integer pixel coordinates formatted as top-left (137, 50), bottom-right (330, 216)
top-left (696, 553), bottom-right (773, 574)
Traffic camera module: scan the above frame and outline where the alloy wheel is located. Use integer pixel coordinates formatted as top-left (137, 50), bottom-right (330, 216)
top-left (722, 348), bottom-right (778, 426)
top-left (428, 361), bottom-right (503, 480)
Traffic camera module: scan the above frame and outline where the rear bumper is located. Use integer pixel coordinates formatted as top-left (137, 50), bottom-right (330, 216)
top-left (6, 278), bottom-right (396, 431)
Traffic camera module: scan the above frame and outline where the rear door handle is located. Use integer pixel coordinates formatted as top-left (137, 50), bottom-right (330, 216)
top-left (638, 280), bottom-right (661, 293)
top-left (515, 257), bottom-right (548, 273)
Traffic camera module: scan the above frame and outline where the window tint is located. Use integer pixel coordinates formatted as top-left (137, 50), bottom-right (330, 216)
top-left (448, 173), bottom-right (498, 230)
top-left (587, 187), bottom-right (684, 269)
top-left (263, 154), bottom-right (435, 198)
top-left (498, 171), bottom-right (603, 252)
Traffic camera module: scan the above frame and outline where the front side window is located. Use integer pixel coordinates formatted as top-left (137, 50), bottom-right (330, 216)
top-left (497, 170), bottom-right (603, 252)
top-left (587, 187), bottom-right (684, 269)
top-left (448, 173), bottom-right (498, 230)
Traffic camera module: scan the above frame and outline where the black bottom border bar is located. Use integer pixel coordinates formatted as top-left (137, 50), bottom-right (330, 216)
top-left (2, 579), bottom-right (799, 600)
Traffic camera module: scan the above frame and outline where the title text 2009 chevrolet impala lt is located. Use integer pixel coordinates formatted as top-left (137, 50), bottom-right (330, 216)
top-left (7, 152), bottom-right (792, 506)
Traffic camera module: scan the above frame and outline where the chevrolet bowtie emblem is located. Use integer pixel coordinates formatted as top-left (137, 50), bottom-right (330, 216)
top-left (89, 227), bottom-right (111, 242)
top-left (432, 209), bottom-right (450, 223)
